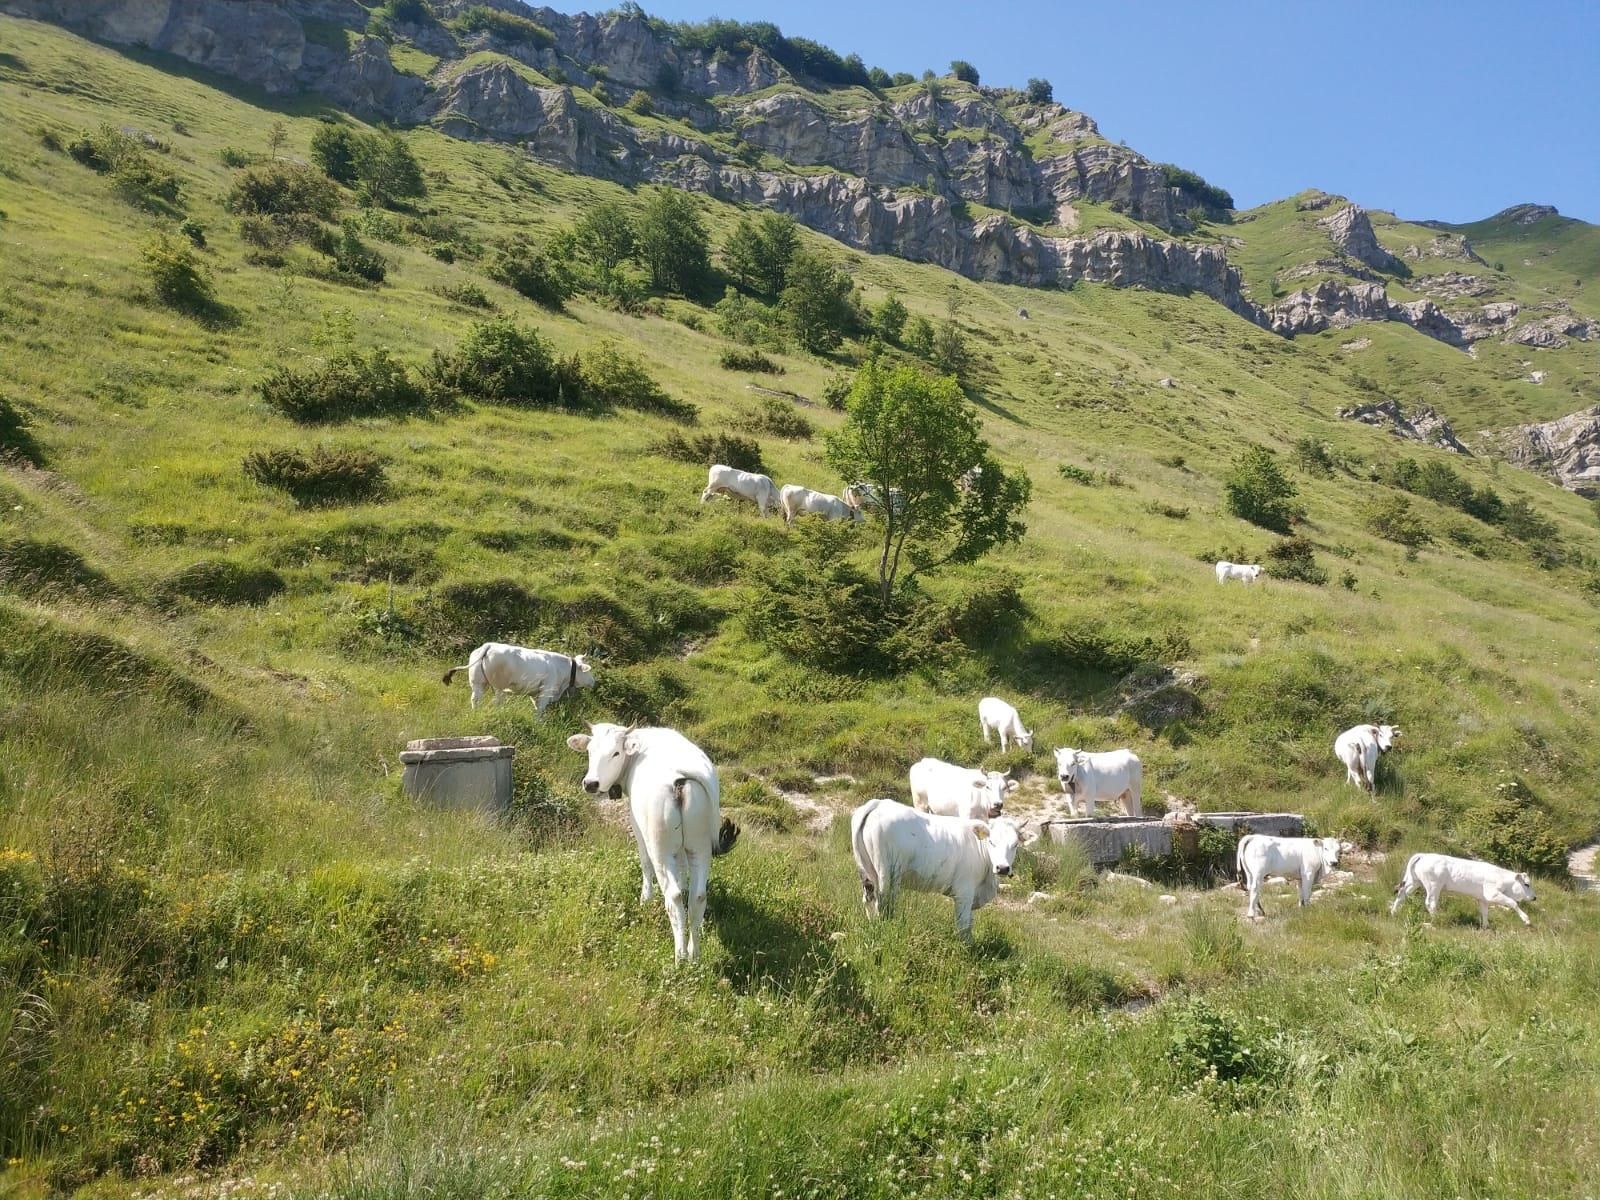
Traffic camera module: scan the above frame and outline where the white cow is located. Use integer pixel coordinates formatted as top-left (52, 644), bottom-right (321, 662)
top-left (909, 757), bottom-right (1017, 821)
top-left (845, 481), bottom-right (905, 517)
top-left (1236, 834), bottom-right (1342, 918)
top-left (1334, 723), bottom-right (1401, 794)
top-left (1390, 852), bottom-right (1535, 928)
top-left (1054, 747), bottom-right (1143, 817)
top-left (977, 696), bottom-right (1033, 752)
top-left (779, 483), bottom-right (863, 527)
top-left (567, 723), bottom-right (738, 962)
top-left (701, 464), bottom-right (778, 518)
top-left (441, 643), bottom-right (595, 712)
top-left (1215, 561), bottom-right (1263, 584)
top-left (850, 798), bottom-right (1020, 939)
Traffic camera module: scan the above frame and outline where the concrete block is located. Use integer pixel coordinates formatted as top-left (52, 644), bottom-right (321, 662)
top-left (400, 735), bottom-right (514, 814)
top-left (1039, 811), bottom-right (1305, 868)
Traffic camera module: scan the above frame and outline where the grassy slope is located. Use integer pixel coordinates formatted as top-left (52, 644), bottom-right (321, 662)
top-left (1449, 208), bottom-right (1600, 302)
top-left (0, 16), bottom-right (1598, 1197)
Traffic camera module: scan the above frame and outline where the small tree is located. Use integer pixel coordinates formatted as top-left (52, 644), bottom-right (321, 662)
top-left (636, 186), bottom-right (710, 295)
top-left (780, 249), bottom-right (856, 354)
top-left (624, 89), bottom-right (654, 115)
top-left (1364, 493), bottom-right (1431, 547)
top-left (722, 211), bottom-right (798, 300)
top-left (871, 293), bottom-right (908, 344)
top-left (1025, 77), bottom-right (1053, 104)
top-left (353, 131), bottom-right (425, 208)
top-left (904, 315), bottom-right (935, 358)
top-left (827, 362), bottom-right (1030, 605)
top-left (266, 120), bottom-right (288, 160)
top-left (949, 60), bottom-right (979, 85)
top-left (1224, 445), bottom-right (1297, 532)
top-left (142, 234), bottom-right (214, 312)
top-left (310, 122), bottom-right (360, 184)
top-left (490, 236), bottom-right (572, 309)
top-left (572, 200), bottom-right (638, 273)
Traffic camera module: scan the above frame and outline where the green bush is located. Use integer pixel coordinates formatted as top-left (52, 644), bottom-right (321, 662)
top-left (242, 445), bottom-right (388, 505)
top-left (949, 59), bottom-right (979, 85)
top-left (450, 4), bottom-right (554, 44)
top-left (321, 221), bottom-right (388, 284)
top-left (1157, 163), bottom-right (1234, 212)
top-left (1165, 1000), bottom-right (1282, 1093)
top-left (1457, 779), bottom-right (1569, 877)
top-left (720, 347), bottom-right (783, 374)
top-left (1264, 536), bottom-right (1328, 585)
top-left (1025, 77), bottom-right (1053, 103)
top-left (1022, 620), bottom-right (1190, 679)
top-left (433, 280), bottom-right (494, 309)
top-left (582, 341), bottom-right (697, 421)
top-left (738, 393), bottom-right (812, 439)
top-left (155, 560), bottom-right (287, 608)
top-left (225, 162), bottom-right (339, 219)
top-left (0, 538), bottom-right (112, 599)
top-left (427, 318), bottom-right (581, 408)
top-left (624, 89), bottom-right (654, 115)
top-left (1058, 463), bottom-right (1097, 485)
top-left (178, 218), bottom-right (207, 247)
top-left (68, 124), bottom-right (181, 210)
top-left (1293, 436), bottom-right (1336, 476)
top-left (257, 350), bottom-right (431, 424)
top-left (140, 234), bottom-right (215, 312)
top-left (0, 394), bottom-right (44, 466)
top-left (822, 373), bottom-right (851, 411)
top-left (1364, 493), bottom-right (1431, 546)
top-left (218, 146), bottom-right (252, 168)
top-left (650, 429), bottom-right (765, 472)
top-left (1225, 446), bottom-right (1297, 532)
top-left (489, 236), bottom-right (572, 309)
top-left (310, 121), bottom-right (359, 184)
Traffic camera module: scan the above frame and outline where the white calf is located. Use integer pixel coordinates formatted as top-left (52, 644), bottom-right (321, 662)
top-left (977, 696), bottom-right (1033, 752)
top-left (701, 464), bottom-right (778, 518)
top-left (1236, 834), bottom-right (1343, 918)
top-left (1390, 852), bottom-right (1534, 928)
top-left (779, 483), bottom-right (863, 526)
top-left (850, 797), bottom-right (1020, 939)
top-left (1215, 561), bottom-right (1263, 584)
top-left (1054, 747), bottom-right (1142, 817)
top-left (442, 643), bottom-right (595, 712)
top-left (909, 757), bottom-right (1017, 821)
top-left (845, 481), bottom-right (905, 517)
top-left (567, 723), bottom-right (739, 961)
top-left (1334, 723), bottom-right (1400, 794)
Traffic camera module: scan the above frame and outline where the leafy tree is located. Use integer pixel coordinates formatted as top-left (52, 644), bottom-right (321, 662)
top-left (1224, 445), bottom-right (1297, 532)
top-left (266, 120), bottom-right (288, 160)
top-left (141, 234), bottom-right (214, 312)
top-left (352, 131), bottom-right (425, 208)
top-left (779, 250), bottom-right (856, 353)
top-left (871, 293), bottom-right (908, 344)
top-left (949, 60), bottom-right (979, 85)
top-left (572, 200), bottom-right (638, 272)
top-left (1363, 493), bottom-right (1431, 546)
top-left (827, 362), bottom-right (1030, 604)
top-left (624, 89), bottom-right (654, 115)
top-left (1156, 162), bottom-right (1234, 211)
top-left (723, 211), bottom-right (799, 300)
top-left (892, 72), bottom-right (916, 87)
top-left (867, 66), bottom-right (892, 89)
top-left (636, 187), bottom-right (710, 294)
top-left (903, 315), bottom-right (935, 358)
top-left (489, 236), bottom-right (572, 309)
top-left (1025, 77), bottom-right (1053, 103)
top-left (931, 318), bottom-right (968, 376)
top-left (310, 122), bottom-right (360, 184)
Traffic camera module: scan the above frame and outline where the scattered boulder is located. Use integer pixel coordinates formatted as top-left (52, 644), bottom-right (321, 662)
top-left (1525, 370), bottom-right (1546, 384)
top-left (1402, 234), bottom-right (1484, 264)
top-left (1295, 190), bottom-right (1339, 211)
top-left (1340, 337), bottom-right (1371, 351)
top-left (1407, 271), bottom-right (1493, 300)
top-left (1338, 399), bottom-right (1470, 454)
top-left (1489, 406), bottom-right (1600, 496)
top-left (1505, 312), bottom-right (1597, 350)
top-left (1156, 376), bottom-right (1175, 388)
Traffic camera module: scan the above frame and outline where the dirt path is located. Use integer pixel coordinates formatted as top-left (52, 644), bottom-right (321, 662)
top-left (1570, 843), bottom-right (1598, 891)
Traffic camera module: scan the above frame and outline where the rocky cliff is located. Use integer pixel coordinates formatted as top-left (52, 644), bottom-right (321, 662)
top-left (1489, 407), bottom-right (1600, 496)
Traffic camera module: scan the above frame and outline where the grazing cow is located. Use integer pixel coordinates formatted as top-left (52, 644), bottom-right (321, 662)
top-left (957, 464), bottom-right (984, 494)
top-left (1054, 747), bottom-right (1143, 817)
top-left (1390, 852), bottom-right (1535, 928)
top-left (1215, 561), bottom-right (1263, 585)
top-left (779, 483), bottom-right (863, 527)
top-left (441, 643), bottom-right (595, 712)
top-left (909, 757), bottom-right (1017, 821)
top-left (1236, 834), bottom-right (1343, 918)
top-left (977, 696), bottom-right (1033, 752)
top-left (845, 481), bottom-right (906, 517)
top-left (1334, 723), bottom-right (1401, 794)
top-left (850, 798), bottom-right (1021, 939)
top-left (567, 723), bottom-right (739, 961)
top-left (701, 464), bottom-right (779, 518)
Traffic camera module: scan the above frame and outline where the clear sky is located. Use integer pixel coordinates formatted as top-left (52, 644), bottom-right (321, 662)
top-left (603, 0), bottom-right (1600, 224)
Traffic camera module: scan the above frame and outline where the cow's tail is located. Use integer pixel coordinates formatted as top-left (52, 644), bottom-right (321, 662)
top-left (1394, 852), bottom-right (1424, 897)
top-left (713, 816), bottom-right (740, 857)
top-left (1235, 833), bottom-right (1256, 884)
top-left (441, 665), bottom-right (470, 685)
top-left (671, 776), bottom-right (739, 857)
top-left (851, 798), bottom-right (887, 900)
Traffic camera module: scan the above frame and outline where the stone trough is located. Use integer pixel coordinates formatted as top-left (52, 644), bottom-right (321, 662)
top-left (1038, 811), bottom-right (1305, 868)
top-left (400, 735), bottom-right (515, 814)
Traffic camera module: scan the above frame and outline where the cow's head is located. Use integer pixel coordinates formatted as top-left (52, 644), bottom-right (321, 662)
top-left (1013, 726), bottom-right (1034, 752)
top-left (975, 771), bottom-right (1018, 817)
top-left (1317, 837), bottom-right (1343, 871)
top-left (573, 654), bottom-right (597, 690)
top-left (980, 817), bottom-right (1022, 877)
top-left (1245, 565), bottom-right (1263, 580)
top-left (1511, 872), bottom-right (1536, 903)
top-left (567, 722), bottom-right (639, 796)
top-left (1054, 747), bottom-right (1086, 795)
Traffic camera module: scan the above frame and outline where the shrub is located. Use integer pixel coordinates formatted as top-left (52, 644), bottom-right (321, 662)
top-left (1363, 493), bottom-right (1431, 546)
top-left (1457, 779), bottom-right (1569, 877)
top-left (219, 146), bottom-right (252, 168)
top-left (434, 280), bottom-right (493, 309)
top-left (0, 394), bottom-right (44, 466)
top-left (582, 342), bottom-right (696, 421)
top-left (141, 234), bottom-right (214, 312)
top-left (178, 218), bottom-right (207, 248)
top-left (1058, 463), bottom-right (1097, 485)
top-left (351, 131), bottom-right (425, 209)
top-left (427, 318), bottom-right (581, 408)
top-left (720, 347), bottom-right (783, 374)
top-left (715, 288), bottom-right (787, 349)
top-left (651, 430), bottom-right (764, 473)
top-left (1156, 453), bottom-right (1186, 469)
top-left (155, 560), bottom-right (286, 608)
top-left (949, 59), bottom-right (979, 85)
top-left (225, 162), bottom-right (339, 219)
top-left (1024, 620), bottom-right (1190, 678)
top-left (1145, 500), bottom-right (1190, 520)
top-left (1264, 536), bottom-right (1328, 585)
top-left (1157, 163), bottom-right (1234, 212)
top-left (489, 236), bottom-right (572, 309)
top-left (242, 445), bottom-right (388, 505)
top-left (321, 222), bottom-right (388, 283)
top-left (1025, 77), bottom-right (1053, 103)
top-left (1224, 445), bottom-right (1297, 532)
top-left (1293, 435), bottom-right (1335, 476)
top-left (624, 89), bottom-right (655, 115)
top-left (870, 293), bottom-right (908, 344)
top-left (68, 125), bottom-right (181, 209)
top-left (822, 373), bottom-right (851, 411)
top-left (0, 538), bottom-right (112, 599)
top-left (1165, 1000), bottom-right (1282, 1091)
top-left (738, 394), bottom-right (813, 439)
top-left (310, 121), bottom-right (359, 184)
top-left (257, 350), bottom-right (430, 423)
top-left (450, 4), bottom-right (554, 45)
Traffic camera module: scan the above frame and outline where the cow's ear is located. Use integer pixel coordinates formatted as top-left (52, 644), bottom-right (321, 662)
top-left (566, 734), bottom-right (591, 752)
top-left (1516, 872), bottom-right (1529, 885)
top-left (972, 822), bottom-right (991, 841)
top-left (1004, 778), bottom-right (1020, 793)
top-left (622, 732), bottom-right (644, 756)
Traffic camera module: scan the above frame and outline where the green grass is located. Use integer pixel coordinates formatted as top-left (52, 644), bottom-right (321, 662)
top-left (1, 13), bottom-right (1599, 1197)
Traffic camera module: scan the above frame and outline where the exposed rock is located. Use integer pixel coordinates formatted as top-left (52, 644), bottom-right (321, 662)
top-left (1447, 301), bottom-right (1520, 342)
top-left (1498, 203), bottom-right (1559, 225)
top-left (1296, 190), bottom-right (1339, 211)
top-left (1270, 281), bottom-right (1392, 335)
top-left (1505, 312), bottom-right (1597, 350)
top-left (1318, 204), bottom-right (1403, 273)
top-left (1526, 371), bottom-right (1546, 384)
top-left (1491, 406), bottom-right (1600, 495)
top-left (1156, 376), bottom-right (1175, 388)
top-left (1116, 664), bottom-right (1204, 730)
top-left (318, 34), bottom-right (427, 118)
top-left (1403, 233), bottom-right (1484, 264)
top-left (1338, 399), bottom-right (1470, 454)
top-left (1407, 271), bottom-right (1493, 300)
top-left (1340, 337), bottom-right (1371, 351)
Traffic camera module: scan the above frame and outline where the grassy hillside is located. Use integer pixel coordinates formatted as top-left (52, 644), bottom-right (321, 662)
top-left (1449, 207), bottom-right (1600, 303)
top-left (1, 15), bottom-right (1599, 1198)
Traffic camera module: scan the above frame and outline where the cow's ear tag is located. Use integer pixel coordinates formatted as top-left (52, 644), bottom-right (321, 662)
top-left (973, 824), bottom-right (990, 840)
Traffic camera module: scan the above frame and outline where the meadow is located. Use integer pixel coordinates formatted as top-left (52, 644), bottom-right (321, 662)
top-left (0, 13), bottom-right (1597, 1197)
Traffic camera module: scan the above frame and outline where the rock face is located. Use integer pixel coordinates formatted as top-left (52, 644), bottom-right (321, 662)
top-left (1338, 400), bottom-right (1470, 455)
top-left (1497, 203), bottom-right (1560, 225)
top-left (1402, 233), bottom-right (1483, 264)
top-left (1504, 311), bottom-right (1597, 350)
top-left (1408, 271), bottom-right (1493, 300)
top-left (1318, 204), bottom-right (1403, 273)
top-left (1492, 407), bottom-right (1600, 495)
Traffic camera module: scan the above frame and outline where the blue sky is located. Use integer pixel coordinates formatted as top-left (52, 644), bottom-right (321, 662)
top-left (605, 0), bottom-right (1600, 224)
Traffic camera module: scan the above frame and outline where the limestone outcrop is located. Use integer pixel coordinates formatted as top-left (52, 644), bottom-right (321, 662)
top-left (1490, 407), bottom-right (1600, 495)
top-left (1338, 400), bottom-right (1470, 455)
